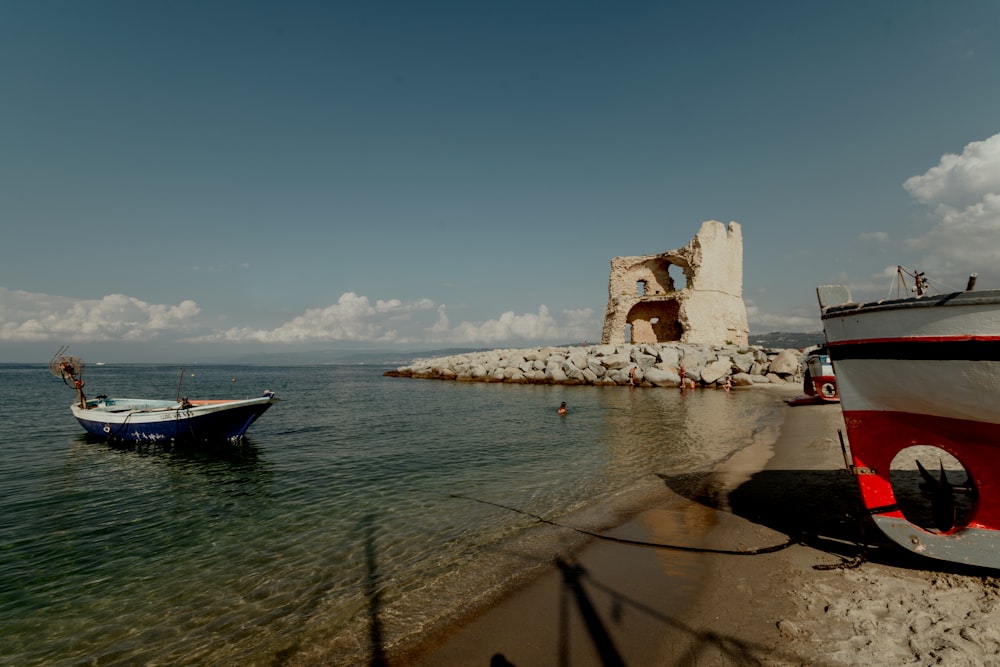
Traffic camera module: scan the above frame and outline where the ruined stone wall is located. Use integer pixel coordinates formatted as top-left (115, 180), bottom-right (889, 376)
top-left (600, 220), bottom-right (749, 346)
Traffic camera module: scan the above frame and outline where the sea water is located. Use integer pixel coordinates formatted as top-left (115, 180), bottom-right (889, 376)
top-left (0, 363), bottom-right (788, 665)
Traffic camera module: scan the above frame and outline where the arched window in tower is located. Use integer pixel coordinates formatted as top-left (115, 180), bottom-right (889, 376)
top-left (668, 264), bottom-right (687, 290)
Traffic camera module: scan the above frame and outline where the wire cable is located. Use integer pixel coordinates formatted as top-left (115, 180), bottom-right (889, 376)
top-left (450, 493), bottom-right (799, 557)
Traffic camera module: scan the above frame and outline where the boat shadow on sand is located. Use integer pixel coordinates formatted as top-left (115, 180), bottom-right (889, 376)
top-left (657, 467), bottom-right (998, 577)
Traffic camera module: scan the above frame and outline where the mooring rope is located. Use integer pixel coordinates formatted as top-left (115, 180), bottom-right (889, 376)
top-left (450, 493), bottom-right (799, 557)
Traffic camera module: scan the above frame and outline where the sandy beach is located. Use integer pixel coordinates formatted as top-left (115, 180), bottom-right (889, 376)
top-left (397, 391), bottom-right (1000, 666)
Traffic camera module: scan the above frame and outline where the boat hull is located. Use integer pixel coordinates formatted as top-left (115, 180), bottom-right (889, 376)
top-left (804, 353), bottom-right (838, 401)
top-left (820, 287), bottom-right (1000, 567)
top-left (71, 395), bottom-right (278, 444)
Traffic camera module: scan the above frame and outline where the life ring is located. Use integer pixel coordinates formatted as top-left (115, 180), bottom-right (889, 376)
top-left (821, 382), bottom-right (837, 398)
top-left (102, 424), bottom-right (111, 433)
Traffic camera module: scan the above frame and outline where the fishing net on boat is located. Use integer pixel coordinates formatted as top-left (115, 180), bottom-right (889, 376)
top-left (49, 346), bottom-right (85, 384)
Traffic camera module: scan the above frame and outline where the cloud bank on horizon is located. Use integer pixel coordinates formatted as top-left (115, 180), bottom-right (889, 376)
top-left (0, 286), bottom-right (599, 349)
top-left (4, 130), bottom-right (1000, 353)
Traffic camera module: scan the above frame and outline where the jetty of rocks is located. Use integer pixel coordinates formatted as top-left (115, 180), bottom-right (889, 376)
top-left (384, 343), bottom-right (805, 388)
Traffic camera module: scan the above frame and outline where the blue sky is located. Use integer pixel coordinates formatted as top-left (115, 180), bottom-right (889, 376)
top-left (3, 1), bottom-right (1000, 363)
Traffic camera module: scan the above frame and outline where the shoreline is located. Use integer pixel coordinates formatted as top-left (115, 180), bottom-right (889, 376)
top-left (395, 387), bottom-right (802, 666)
top-left (394, 394), bottom-right (1000, 666)
top-left (283, 382), bottom-right (797, 666)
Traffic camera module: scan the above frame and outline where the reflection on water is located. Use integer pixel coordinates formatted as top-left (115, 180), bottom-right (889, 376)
top-left (0, 364), bottom-right (788, 666)
top-left (597, 386), bottom-right (774, 480)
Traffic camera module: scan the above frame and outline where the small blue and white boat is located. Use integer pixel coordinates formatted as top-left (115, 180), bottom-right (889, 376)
top-left (51, 347), bottom-right (278, 444)
top-left (71, 394), bottom-right (278, 444)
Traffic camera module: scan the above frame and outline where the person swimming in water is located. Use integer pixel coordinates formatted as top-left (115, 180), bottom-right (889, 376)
top-left (558, 401), bottom-right (567, 415)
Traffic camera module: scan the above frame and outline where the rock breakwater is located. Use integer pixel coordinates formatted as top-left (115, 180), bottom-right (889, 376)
top-left (384, 343), bottom-right (804, 388)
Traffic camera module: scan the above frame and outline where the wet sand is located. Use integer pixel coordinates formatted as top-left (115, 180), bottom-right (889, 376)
top-left (398, 391), bottom-right (1000, 666)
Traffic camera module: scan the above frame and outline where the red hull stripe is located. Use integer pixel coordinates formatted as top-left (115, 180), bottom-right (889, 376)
top-left (842, 409), bottom-right (1000, 530)
top-left (828, 336), bottom-right (1000, 361)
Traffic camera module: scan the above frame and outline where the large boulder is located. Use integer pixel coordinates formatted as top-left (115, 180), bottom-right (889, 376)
top-left (732, 352), bottom-right (754, 373)
top-left (562, 363), bottom-right (587, 383)
top-left (600, 353), bottom-right (632, 370)
top-left (631, 352), bottom-right (658, 369)
top-left (644, 367), bottom-right (681, 387)
top-left (701, 358), bottom-right (731, 385)
top-left (657, 346), bottom-right (681, 367)
top-left (679, 346), bottom-right (710, 372)
top-left (769, 349), bottom-right (800, 375)
top-left (607, 369), bottom-right (631, 384)
top-left (545, 366), bottom-right (569, 383)
top-left (567, 352), bottom-right (590, 371)
top-left (503, 367), bottom-right (523, 381)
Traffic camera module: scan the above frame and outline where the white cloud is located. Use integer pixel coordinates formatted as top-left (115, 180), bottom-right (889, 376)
top-left (904, 134), bottom-right (1000, 208)
top-left (745, 300), bottom-right (819, 333)
top-left (196, 292), bottom-right (436, 344)
top-left (1, 287), bottom-right (599, 349)
top-left (193, 294), bottom-right (596, 346)
top-left (0, 288), bottom-right (201, 342)
top-left (903, 133), bottom-right (1000, 279)
top-left (427, 305), bottom-right (597, 345)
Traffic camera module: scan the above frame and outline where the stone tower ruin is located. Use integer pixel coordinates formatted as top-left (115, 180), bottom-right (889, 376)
top-left (600, 220), bottom-right (749, 347)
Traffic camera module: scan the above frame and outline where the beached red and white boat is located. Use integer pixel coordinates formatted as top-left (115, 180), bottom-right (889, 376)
top-left (803, 348), bottom-right (839, 402)
top-left (786, 348), bottom-right (840, 406)
top-left (818, 270), bottom-right (1000, 567)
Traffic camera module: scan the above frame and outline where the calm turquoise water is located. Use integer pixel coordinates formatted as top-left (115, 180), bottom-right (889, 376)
top-left (0, 363), bottom-right (787, 665)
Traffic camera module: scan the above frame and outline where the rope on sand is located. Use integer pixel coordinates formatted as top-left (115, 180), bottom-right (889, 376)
top-left (450, 493), bottom-right (800, 557)
top-left (811, 508), bottom-right (871, 570)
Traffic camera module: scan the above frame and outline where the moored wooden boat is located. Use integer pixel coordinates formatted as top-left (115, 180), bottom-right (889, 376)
top-left (818, 271), bottom-right (1000, 567)
top-left (50, 348), bottom-right (278, 444)
top-left (71, 394), bottom-right (277, 444)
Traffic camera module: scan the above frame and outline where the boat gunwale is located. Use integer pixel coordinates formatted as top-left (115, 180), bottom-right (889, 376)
top-left (74, 395), bottom-right (277, 417)
top-left (821, 288), bottom-right (1000, 320)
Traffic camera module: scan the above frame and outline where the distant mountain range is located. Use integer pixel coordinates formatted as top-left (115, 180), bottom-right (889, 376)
top-left (748, 331), bottom-right (825, 350)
